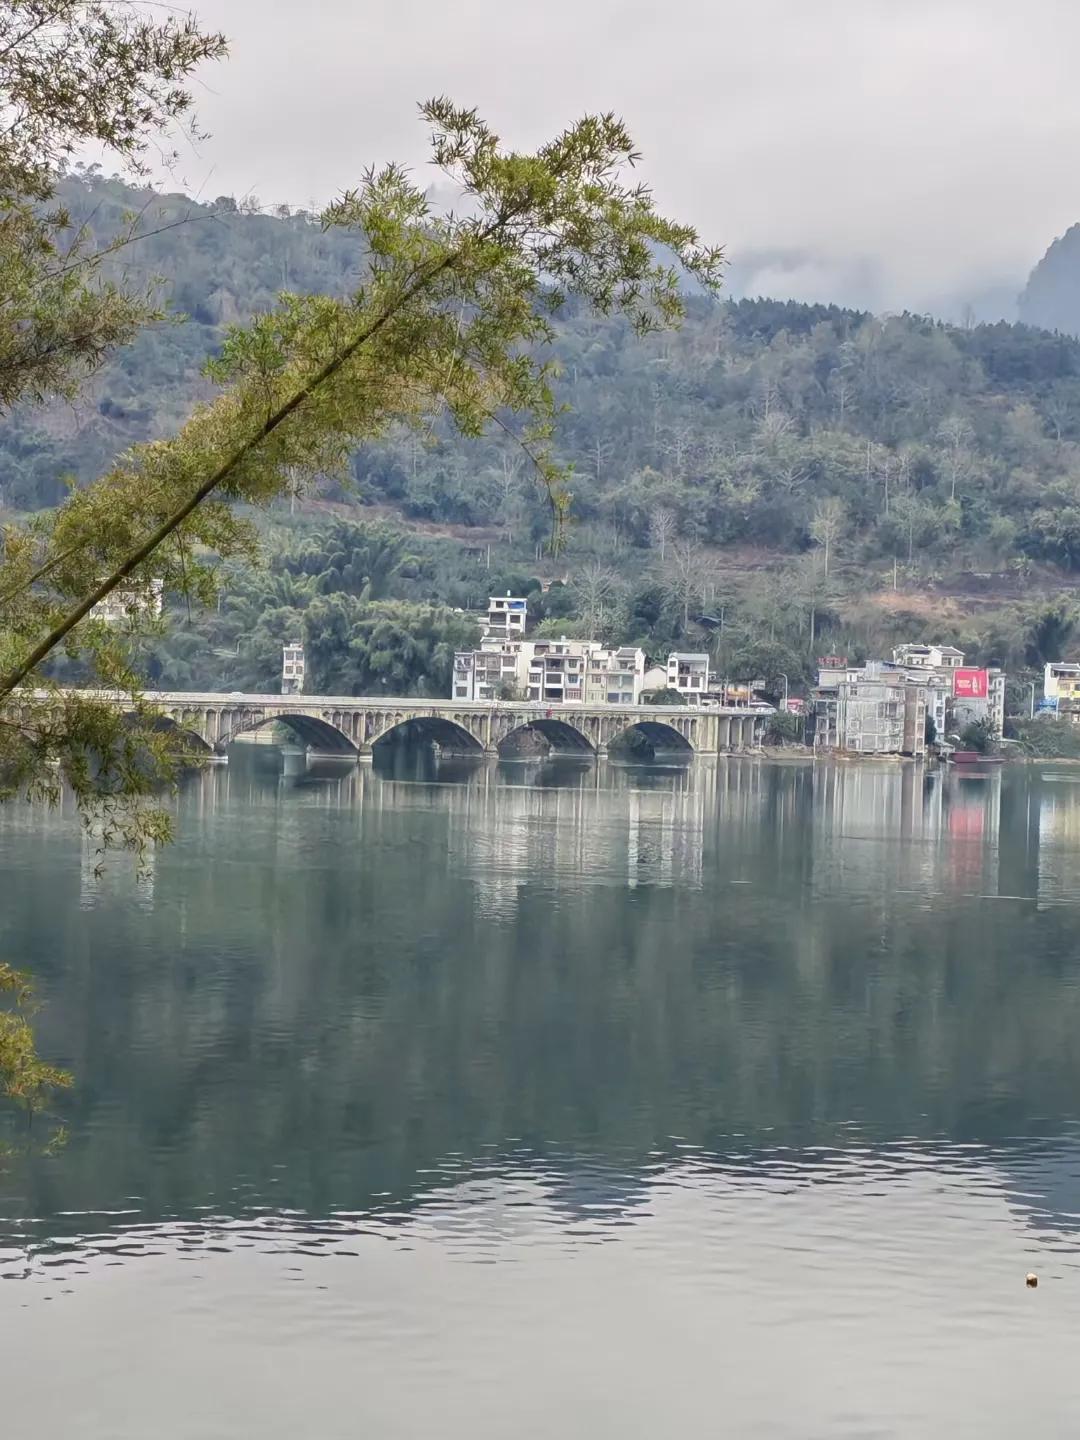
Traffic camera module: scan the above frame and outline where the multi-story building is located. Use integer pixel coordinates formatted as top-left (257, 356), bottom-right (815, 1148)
top-left (281, 641), bottom-right (305, 695)
top-left (891, 644), bottom-right (1005, 740)
top-left (524, 639), bottom-right (587, 703)
top-left (890, 644), bottom-right (967, 739)
top-left (484, 594), bottom-right (528, 639)
top-left (453, 634), bottom-right (647, 706)
top-left (946, 664), bottom-right (1005, 739)
top-left (584, 647), bottom-right (647, 706)
top-left (667, 653), bottom-right (710, 698)
top-left (812, 664), bottom-right (928, 757)
top-left (1044, 662), bottom-right (1080, 721)
top-left (453, 637), bottom-right (521, 700)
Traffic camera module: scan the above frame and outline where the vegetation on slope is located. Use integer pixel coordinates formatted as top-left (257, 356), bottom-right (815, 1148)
top-left (13, 173), bottom-right (1080, 703)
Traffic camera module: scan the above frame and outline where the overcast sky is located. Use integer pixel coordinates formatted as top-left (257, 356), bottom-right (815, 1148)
top-left (169, 0), bottom-right (1080, 316)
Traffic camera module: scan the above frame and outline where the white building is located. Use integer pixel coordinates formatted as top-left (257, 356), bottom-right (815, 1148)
top-left (525, 639), bottom-right (588, 703)
top-left (667, 653), bottom-right (710, 698)
top-left (485, 594), bottom-right (528, 639)
top-left (585, 646), bottom-right (647, 706)
top-left (281, 641), bottom-right (305, 695)
top-left (452, 638), bottom-right (520, 700)
top-left (452, 636), bottom-right (646, 706)
top-left (90, 578), bottom-right (164, 625)
top-left (892, 643), bottom-right (965, 675)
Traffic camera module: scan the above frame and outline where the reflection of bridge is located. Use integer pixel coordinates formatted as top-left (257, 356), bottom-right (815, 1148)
top-left (140, 692), bottom-right (770, 758)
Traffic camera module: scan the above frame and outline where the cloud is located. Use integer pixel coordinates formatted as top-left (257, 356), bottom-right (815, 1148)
top-left (171, 0), bottom-right (1080, 315)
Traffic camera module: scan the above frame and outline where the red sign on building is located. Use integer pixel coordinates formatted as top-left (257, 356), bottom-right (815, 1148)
top-left (953, 667), bottom-right (988, 699)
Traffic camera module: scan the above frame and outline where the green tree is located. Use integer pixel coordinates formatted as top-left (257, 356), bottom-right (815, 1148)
top-left (0, 1), bottom-right (226, 408)
top-left (958, 717), bottom-right (997, 754)
top-left (0, 97), bottom-right (723, 853)
top-left (288, 519), bottom-right (410, 599)
top-left (304, 597), bottom-right (477, 696)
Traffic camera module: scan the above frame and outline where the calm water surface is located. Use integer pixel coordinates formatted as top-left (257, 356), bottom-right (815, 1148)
top-left (3, 753), bottom-right (1080, 1437)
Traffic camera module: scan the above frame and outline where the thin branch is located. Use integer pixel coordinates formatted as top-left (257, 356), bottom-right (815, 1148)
top-left (485, 410), bottom-right (562, 551)
top-left (0, 240), bottom-right (477, 699)
top-left (0, 537), bottom-right (93, 605)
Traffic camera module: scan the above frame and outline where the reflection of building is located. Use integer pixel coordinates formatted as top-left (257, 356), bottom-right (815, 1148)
top-left (281, 641), bottom-right (305, 695)
top-left (1035, 776), bottom-right (1080, 904)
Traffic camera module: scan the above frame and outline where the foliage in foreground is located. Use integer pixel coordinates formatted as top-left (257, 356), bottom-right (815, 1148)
top-left (0, 963), bottom-right (71, 1152)
top-left (1, 98), bottom-right (721, 856)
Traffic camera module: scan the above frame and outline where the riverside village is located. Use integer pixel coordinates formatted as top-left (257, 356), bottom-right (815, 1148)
top-left (440, 592), bottom-right (1015, 761)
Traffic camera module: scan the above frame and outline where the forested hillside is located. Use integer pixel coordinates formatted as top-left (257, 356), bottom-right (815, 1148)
top-left (14, 171), bottom-right (1080, 699)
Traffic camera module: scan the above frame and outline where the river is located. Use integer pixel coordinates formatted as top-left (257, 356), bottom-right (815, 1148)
top-left (3, 753), bottom-right (1080, 1436)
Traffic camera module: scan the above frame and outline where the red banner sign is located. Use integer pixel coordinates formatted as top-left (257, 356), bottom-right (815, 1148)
top-left (954, 667), bottom-right (988, 699)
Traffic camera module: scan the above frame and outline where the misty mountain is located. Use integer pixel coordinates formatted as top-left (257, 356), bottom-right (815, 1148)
top-left (1020, 224), bottom-right (1080, 337)
top-left (726, 246), bottom-right (1017, 326)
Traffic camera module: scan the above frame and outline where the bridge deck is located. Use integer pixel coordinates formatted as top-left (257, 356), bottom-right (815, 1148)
top-left (140, 691), bottom-right (774, 719)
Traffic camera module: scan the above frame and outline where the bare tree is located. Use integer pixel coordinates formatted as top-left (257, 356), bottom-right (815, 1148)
top-left (865, 440), bottom-right (892, 517)
top-left (773, 461), bottom-right (809, 499)
top-left (809, 496), bottom-right (846, 577)
top-left (892, 494), bottom-right (929, 567)
top-left (663, 421), bottom-right (696, 476)
top-left (575, 560), bottom-right (621, 641)
top-left (789, 553), bottom-right (837, 651)
top-left (1044, 387), bottom-right (1074, 445)
top-left (494, 451), bottom-right (525, 542)
top-left (829, 368), bottom-right (857, 426)
top-left (665, 537), bottom-right (707, 631)
top-left (648, 505), bottom-right (677, 561)
top-left (593, 435), bottom-right (614, 484)
top-left (936, 414), bottom-right (974, 502)
top-left (756, 406), bottom-right (793, 445)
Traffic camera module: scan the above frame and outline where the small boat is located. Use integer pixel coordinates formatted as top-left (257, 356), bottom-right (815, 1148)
top-left (946, 750), bottom-right (1004, 765)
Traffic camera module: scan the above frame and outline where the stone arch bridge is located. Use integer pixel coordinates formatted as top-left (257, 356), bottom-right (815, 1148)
top-left (134, 692), bottom-right (770, 758)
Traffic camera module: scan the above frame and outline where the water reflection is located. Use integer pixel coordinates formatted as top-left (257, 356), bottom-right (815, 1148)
top-left (5, 754), bottom-right (1080, 1435)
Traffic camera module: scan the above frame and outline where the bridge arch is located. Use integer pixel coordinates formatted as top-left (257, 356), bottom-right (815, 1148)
top-left (370, 716), bottom-right (483, 754)
top-left (218, 712), bottom-right (357, 756)
top-left (498, 718), bottom-right (595, 757)
top-left (608, 719), bottom-right (694, 759)
top-left (153, 717), bottom-right (214, 757)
